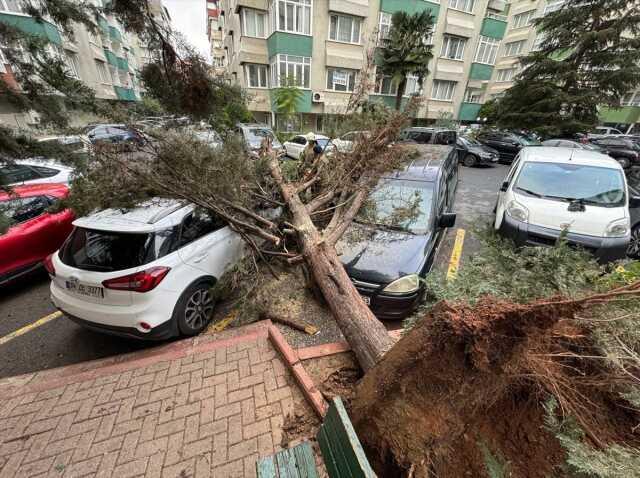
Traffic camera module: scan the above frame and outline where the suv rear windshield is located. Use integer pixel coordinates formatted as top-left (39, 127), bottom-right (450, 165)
top-left (60, 227), bottom-right (179, 272)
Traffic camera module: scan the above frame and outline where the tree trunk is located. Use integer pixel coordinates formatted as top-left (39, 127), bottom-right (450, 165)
top-left (395, 76), bottom-right (407, 111)
top-left (268, 156), bottom-right (394, 372)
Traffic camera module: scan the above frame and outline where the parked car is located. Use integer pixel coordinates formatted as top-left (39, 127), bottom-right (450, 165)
top-left (38, 135), bottom-right (89, 155)
top-left (49, 200), bottom-right (246, 339)
top-left (589, 137), bottom-right (640, 169)
top-left (588, 126), bottom-right (624, 139)
top-left (399, 127), bottom-right (457, 145)
top-left (0, 160), bottom-right (74, 186)
top-left (0, 184), bottom-right (74, 286)
top-left (236, 123), bottom-right (283, 158)
top-left (337, 145), bottom-right (458, 320)
top-left (283, 133), bottom-right (330, 159)
top-left (332, 131), bottom-right (370, 153)
top-left (494, 147), bottom-right (635, 262)
top-left (84, 124), bottom-right (146, 150)
top-left (456, 136), bottom-right (499, 167)
top-left (477, 131), bottom-right (541, 163)
top-left (627, 172), bottom-right (640, 259)
top-left (194, 130), bottom-right (223, 149)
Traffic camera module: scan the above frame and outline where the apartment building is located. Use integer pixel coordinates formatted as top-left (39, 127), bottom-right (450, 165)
top-left (216, 0), bottom-right (640, 132)
top-left (0, 0), bottom-right (170, 129)
top-left (207, 1), bottom-right (226, 76)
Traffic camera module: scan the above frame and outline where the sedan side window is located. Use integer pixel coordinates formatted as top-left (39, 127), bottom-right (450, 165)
top-left (6, 196), bottom-right (51, 224)
top-left (179, 210), bottom-right (226, 246)
top-left (32, 166), bottom-right (60, 178)
top-left (0, 164), bottom-right (41, 183)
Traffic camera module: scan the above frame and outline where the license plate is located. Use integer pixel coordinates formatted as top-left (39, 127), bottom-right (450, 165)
top-left (66, 281), bottom-right (104, 298)
top-left (361, 295), bottom-right (371, 306)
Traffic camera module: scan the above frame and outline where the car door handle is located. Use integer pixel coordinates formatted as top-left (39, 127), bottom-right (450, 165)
top-left (193, 252), bottom-right (209, 263)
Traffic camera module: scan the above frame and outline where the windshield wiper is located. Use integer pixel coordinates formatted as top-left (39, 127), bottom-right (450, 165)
top-left (515, 187), bottom-right (542, 198)
top-left (374, 223), bottom-right (416, 235)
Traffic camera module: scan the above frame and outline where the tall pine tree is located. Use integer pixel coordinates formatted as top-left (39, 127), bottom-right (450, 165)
top-left (494, 0), bottom-right (640, 137)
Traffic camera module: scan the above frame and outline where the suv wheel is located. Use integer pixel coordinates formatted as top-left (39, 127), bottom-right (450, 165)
top-left (174, 281), bottom-right (215, 336)
top-left (463, 154), bottom-right (477, 167)
top-left (628, 226), bottom-right (640, 259)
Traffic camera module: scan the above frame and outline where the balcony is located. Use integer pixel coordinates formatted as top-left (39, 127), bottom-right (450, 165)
top-left (469, 63), bottom-right (494, 81)
top-left (114, 86), bottom-right (137, 101)
top-left (480, 15), bottom-right (507, 39)
top-left (0, 12), bottom-right (61, 45)
top-left (267, 32), bottom-right (312, 58)
top-left (109, 25), bottom-right (122, 43)
top-left (117, 56), bottom-right (129, 71)
top-left (458, 102), bottom-right (482, 121)
top-left (238, 36), bottom-right (268, 64)
top-left (234, 0), bottom-right (268, 12)
top-left (380, 0), bottom-right (440, 17)
top-left (487, 0), bottom-right (507, 13)
top-left (103, 49), bottom-right (119, 67)
top-left (328, 0), bottom-right (369, 17)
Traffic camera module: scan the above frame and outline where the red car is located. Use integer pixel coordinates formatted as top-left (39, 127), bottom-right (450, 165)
top-left (0, 183), bottom-right (74, 286)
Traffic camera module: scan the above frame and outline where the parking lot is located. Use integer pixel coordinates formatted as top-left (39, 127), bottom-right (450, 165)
top-left (0, 163), bottom-right (508, 379)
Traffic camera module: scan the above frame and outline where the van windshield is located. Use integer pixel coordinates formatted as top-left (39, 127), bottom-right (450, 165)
top-left (515, 162), bottom-right (625, 207)
top-left (60, 227), bottom-right (179, 272)
top-left (356, 180), bottom-right (435, 234)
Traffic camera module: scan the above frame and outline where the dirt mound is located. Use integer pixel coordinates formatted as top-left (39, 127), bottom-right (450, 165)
top-left (351, 294), bottom-right (640, 477)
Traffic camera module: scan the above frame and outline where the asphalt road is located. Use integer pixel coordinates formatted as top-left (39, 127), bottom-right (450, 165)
top-left (0, 163), bottom-right (508, 379)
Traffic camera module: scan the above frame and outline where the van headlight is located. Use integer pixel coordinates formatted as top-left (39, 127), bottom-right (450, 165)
top-left (605, 218), bottom-right (629, 237)
top-left (382, 274), bottom-right (420, 294)
top-left (506, 200), bottom-right (529, 223)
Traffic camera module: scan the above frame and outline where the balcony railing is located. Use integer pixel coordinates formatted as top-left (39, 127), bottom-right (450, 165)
top-left (485, 12), bottom-right (508, 21)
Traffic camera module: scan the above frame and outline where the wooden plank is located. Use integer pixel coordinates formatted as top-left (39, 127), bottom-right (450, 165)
top-left (292, 442), bottom-right (319, 478)
top-left (256, 455), bottom-right (277, 478)
top-left (276, 448), bottom-right (299, 478)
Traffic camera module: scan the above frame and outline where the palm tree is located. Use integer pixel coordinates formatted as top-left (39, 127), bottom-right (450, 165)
top-left (272, 76), bottom-right (304, 131)
top-left (378, 11), bottom-right (434, 110)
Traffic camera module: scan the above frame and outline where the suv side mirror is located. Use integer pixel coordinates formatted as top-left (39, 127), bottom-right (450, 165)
top-left (500, 181), bottom-right (509, 192)
top-left (630, 196), bottom-right (640, 208)
top-left (438, 212), bottom-right (457, 229)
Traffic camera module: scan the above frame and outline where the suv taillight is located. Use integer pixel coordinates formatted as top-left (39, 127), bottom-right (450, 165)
top-left (102, 267), bottom-right (171, 293)
top-left (43, 254), bottom-right (55, 277)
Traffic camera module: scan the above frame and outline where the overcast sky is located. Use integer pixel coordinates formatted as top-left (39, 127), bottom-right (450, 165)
top-left (162, 0), bottom-right (211, 62)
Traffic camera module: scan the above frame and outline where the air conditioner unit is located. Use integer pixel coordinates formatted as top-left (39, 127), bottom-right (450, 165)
top-left (312, 91), bottom-right (325, 103)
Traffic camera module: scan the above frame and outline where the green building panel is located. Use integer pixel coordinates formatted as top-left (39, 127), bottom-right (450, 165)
top-left (0, 13), bottom-right (61, 45)
top-left (117, 56), bottom-right (129, 71)
top-left (270, 89), bottom-right (312, 113)
top-left (267, 32), bottom-right (312, 58)
top-left (469, 63), bottom-right (494, 81)
top-left (458, 103), bottom-right (483, 121)
top-left (480, 17), bottom-right (507, 39)
top-left (103, 49), bottom-right (119, 66)
top-left (380, 0), bottom-right (440, 18)
top-left (114, 86), bottom-right (137, 101)
top-left (98, 17), bottom-right (109, 34)
top-left (599, 106), bottom-right (640, 124)
top-left (109, 25), bottom-right (122, 42)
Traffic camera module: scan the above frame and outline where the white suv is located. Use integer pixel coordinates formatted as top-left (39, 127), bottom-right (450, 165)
top-left (49, 200), bottom-right (245, 339)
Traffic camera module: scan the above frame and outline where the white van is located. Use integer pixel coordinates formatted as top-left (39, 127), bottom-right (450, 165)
top-left (495, 147), bottom-right (638, 262)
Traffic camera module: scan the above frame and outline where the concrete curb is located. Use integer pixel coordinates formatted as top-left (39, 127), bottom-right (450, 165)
top-left (268, 325), bottom-right (329, 418)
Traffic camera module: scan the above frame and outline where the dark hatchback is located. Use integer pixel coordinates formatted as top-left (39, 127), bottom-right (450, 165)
top-left (456, 136), bottom-right (499, 167)
top-left (337, 145), bottom-right (458, 319)
top-left (477, 131), bottom-right (541, 163)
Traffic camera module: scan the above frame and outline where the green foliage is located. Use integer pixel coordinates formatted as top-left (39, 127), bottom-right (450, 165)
top-left (378, 11), bottom-right (434, 110)
top-left (544, 399), bottom-right (640, 478)
top-left (479, 441), bottom-right (511, 478)
top-left (478, 99), bottom-right (499, 125)
top-left (272, 76), bottom-right (303, 132)
top-left (493, 0), bottom-right (640, 137)
top-left (434, 111), bottom-right (458, 129)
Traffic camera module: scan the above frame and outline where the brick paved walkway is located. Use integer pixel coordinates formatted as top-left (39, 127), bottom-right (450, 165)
top-left (0, 322), bottom-right (302, 477)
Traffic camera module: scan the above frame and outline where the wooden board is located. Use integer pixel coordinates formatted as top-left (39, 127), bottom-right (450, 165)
top-left (256, 442), bottom-right (319, 478)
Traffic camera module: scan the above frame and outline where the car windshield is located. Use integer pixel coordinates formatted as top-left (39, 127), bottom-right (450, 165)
top-left (515, 162), bottom-right (625, 207)
top-left (246, 128), bottom-right (279, 148)
top-left (356, 179), bottom-right (435, 234)
top-left (60, 226), bottom-right (179, 272)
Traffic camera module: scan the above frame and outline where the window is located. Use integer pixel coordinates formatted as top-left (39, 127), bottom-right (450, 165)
top-left (474, 36), bottom-right (499, 65)
top-left (66, 52), bottom-right (80, 78)
top-left (0, 196), bottom-right (51, 225)
top-left (464, 89), bottom-right (482, 103)
top-left (431, 80), bottom-right (456, 101)
top-left (0, 48), bottom-right (7, 73)
top-left (512, 10), bottom-right (535, 29)
top-left (622, 91), bottom-right (640, 107)
top-left (326, 67), bottom-right (356, 92)
top-left (0, 164), bottom-right (41, 184)
top-left (504, 40), bottom-right (525, 57)
top-left (273, 0), bottom-right (311, 35)
top-left (245, 64), bottom-right (268, 88)
top-left (270, 54), bottom-right (310, 88)
top-left (448, 0), bottom-right (475, 13)
top-left (95, 60), bottom-right (110, 83)
top-left (496, 67), bottom-right (517, 82)
top-left (329, 14), bottom-right (361, 44)
top-left (378, 12), bottom-right (392, 41)
top-left (109, 65), bottom-right (118, 85)
top-left (0, 0), bottom-right (24, 13)
top-left (179, 210), bottom-right (225, 247)
top-left (440, 35), bottom-right (466, 60)
top-left (544, 0), bottom-right (564, 14)
top-left (374, 74), bottom-right (419, 96)
top-left (242, 8), bottom-right (266, 38)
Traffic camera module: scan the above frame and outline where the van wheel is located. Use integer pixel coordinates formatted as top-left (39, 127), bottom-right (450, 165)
top-left (174, 281), bottom-right (216, 336)
top-left (463, 154), bottom-right (477, 167)
top-left (627, 226), bottom-right (640, 259)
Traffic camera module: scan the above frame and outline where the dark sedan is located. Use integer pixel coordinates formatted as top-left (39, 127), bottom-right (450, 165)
top-left (477, 131), bottom-right (541, 163)
top-left (456, 136), bottom-right (499, 167)
top-left (589, 137), bottom-right (639, 169)
top-left (337, 145), bottom-right (458, 320)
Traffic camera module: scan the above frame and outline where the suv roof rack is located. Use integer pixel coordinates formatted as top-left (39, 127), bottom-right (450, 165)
top-left (147, 202), bottom-right (187, 224)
